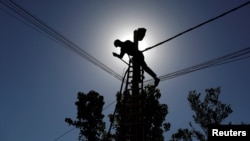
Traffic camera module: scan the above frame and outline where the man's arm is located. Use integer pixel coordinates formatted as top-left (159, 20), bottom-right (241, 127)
top-left (113, 51), bottom-right (125, 59)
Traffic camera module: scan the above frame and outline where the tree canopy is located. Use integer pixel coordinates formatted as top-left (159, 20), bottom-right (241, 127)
top-left (65, 86), bottom-right (170, 141)
top-left (65, 91), bottom-right (105, 141)
top-left (171, 87), bottom-right (233, 141)
top-left (64, 86), bottom-right (234, 141)
top-left (109, 85), bottom-right (170, 140)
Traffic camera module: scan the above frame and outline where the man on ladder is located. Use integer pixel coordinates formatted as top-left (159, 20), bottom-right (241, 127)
top-left (112, 28), bottom-right (160, 87)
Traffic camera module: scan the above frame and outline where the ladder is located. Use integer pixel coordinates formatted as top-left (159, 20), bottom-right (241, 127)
top-left (125, 58), bottom-right (144, 94)
top-left (117, 58), bottom-right (145, 141)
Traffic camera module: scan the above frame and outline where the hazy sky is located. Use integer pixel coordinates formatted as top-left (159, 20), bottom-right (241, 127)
top-left (0, 0), bottom-right (249, 140)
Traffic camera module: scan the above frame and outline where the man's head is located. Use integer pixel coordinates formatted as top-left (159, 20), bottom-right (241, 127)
top-left (114, 39), bottom-right (122, 47)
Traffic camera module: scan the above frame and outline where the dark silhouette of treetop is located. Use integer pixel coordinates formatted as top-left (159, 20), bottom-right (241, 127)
top-left (65, 91), bottom-right (105, 141)
top-left (109, 85), bottom-right (170, 141)
top-left (171, 87), bottom-right (233, 141)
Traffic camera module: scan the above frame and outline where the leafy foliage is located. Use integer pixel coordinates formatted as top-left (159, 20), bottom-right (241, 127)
top-left (65, 86), bottom-right (170, 141)
top-left (65, 91), bottom-right (105, 141)
top-left (171, 87), bottom-right (233, 141)
top-left (110, 85), bottom-right (170, 141)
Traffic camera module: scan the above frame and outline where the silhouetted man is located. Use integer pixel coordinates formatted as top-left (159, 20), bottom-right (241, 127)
top-left (113, 39), bottom-right (160, 87)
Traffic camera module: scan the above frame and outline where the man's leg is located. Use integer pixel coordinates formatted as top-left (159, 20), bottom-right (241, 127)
top-left (141, 61), bottom-right (160, 87)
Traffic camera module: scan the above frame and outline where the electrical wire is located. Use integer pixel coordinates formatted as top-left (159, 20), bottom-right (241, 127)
top-left (144, 47), bottom-right (250, 83)
top-left (142, 1), bottom-right (250, 52)
top-left (0, 0), bottom-right (123, 81)
top-left (53, 127), bottom-right (76, 141)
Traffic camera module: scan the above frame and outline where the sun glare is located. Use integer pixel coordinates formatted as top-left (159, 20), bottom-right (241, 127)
top-left (110, 26), bottom-right (160, 66)
top-left (104, 12), bottom-right (169, 73)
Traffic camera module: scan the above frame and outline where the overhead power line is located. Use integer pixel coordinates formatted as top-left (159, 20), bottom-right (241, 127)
top-left (0, 0), bottom-right (123, 81)
top-left (142, 1), bottom-right (250, 52)
top-left (145, 47), bottom-right (250, 83)
top-left (53, 127), bottom-right (75, 141)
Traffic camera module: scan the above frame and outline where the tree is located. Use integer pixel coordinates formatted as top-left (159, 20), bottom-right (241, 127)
top-left (65, 86), bottom-right (170, 141)
top-left (109, 85), bottom-right (170, 141)
top-left (65, 91), bottom-right (105, 141)
top-left (171, 87), bottom-right (233, 141)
